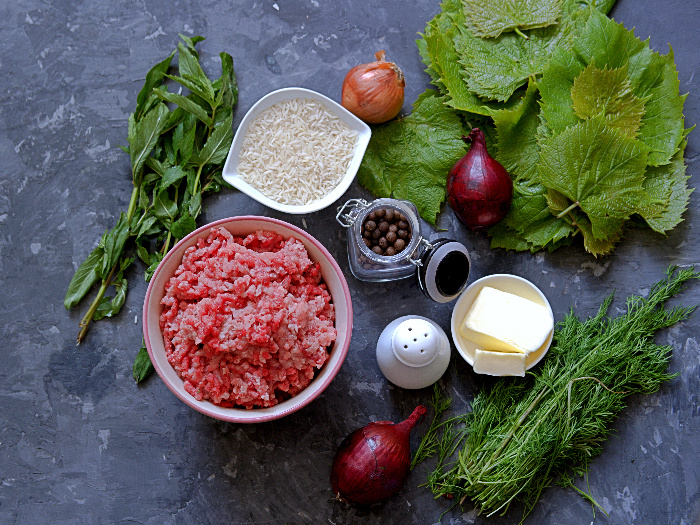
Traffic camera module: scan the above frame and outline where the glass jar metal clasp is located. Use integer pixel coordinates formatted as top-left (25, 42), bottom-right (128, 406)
top-left (407, 238), bottom-right (433, 268)
top-left (335, 198), bottom-right (369, 228)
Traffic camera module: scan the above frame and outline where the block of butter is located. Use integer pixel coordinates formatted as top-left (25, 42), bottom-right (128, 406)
top-left (460, 286), bottom-right (553, 355)
top-left (473, 348), bottom-right (526, 376)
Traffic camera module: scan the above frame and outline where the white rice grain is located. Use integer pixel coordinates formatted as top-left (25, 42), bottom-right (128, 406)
top-left (237, 98), bottom-right (359, 206)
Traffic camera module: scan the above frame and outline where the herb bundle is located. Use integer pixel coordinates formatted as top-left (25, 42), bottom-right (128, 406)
top-left (64, 36), bottom-right (237, 380)
top-left (415, 266), bottom-right (698, 519)
top-left (358, 0), bottom-right (692, 255)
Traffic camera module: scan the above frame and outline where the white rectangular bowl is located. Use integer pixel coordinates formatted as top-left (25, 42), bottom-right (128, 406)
top-left (222, 87), bottom-right (371, 214)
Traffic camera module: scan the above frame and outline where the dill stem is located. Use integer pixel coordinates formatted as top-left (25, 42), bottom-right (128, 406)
top-left (473, 387), bottom-right (548, 481)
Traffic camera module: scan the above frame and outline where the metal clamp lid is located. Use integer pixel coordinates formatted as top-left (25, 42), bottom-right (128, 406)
top-left (416, 239), bottom-right (471, 303)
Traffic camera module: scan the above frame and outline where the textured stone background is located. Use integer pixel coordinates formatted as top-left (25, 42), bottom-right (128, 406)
top-left (0, 0), bottom-right (699, 524)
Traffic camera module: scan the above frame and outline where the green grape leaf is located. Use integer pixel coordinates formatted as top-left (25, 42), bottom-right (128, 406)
top-left (570, 62), bottom-right (647, 136)
top-left (490, 180), bottom-right (574, 252)
top-left (357, 90), bottom-right (467, 224)
top-left (491, 79), bottom-right (541, 181)
top-left (464, 0), bottom-right (563, 38)
top-left (457, 26), bottom-right (556, 102)
top-left (640, 139), bottom-right (693, 233)
top-left (489, 221), bottom-right (534, 252)
top-left (575, 211), bottom-right (624, 257)
top-left (538, 45), bottom-right (585, 132)
top-left (421, 0), bottom-right (518, 116)
top-left (540, 9), bottom-right (686, 166)
top-left (456, 3), bottom-right (592, 102)
top-left (537, 116), bottom-right (650, 240)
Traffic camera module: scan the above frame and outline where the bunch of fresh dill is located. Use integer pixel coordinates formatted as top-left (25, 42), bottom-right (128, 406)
top-left (415, 266), bottom-right (699, 520)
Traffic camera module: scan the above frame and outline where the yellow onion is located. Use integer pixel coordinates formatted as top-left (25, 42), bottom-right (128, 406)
top-left (341, 50), bottom-right (405, 124)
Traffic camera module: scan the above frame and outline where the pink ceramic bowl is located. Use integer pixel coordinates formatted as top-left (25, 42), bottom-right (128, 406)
top-left (143, 216), bottom-right (353, 423)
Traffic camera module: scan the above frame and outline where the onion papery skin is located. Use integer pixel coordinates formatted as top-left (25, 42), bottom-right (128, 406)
top-left (341, 50), bottom-right (405, 124)
top-left (447, 128), bottom-right (513, 231)
top-left (330, 405), bottom-right (426, 505)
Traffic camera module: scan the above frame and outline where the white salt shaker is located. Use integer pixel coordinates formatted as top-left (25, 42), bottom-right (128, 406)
top-left (376, 315), bottom-right (451, 389)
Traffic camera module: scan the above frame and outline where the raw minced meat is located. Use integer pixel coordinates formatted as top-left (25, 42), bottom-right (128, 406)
top-left (159, 226), bottom-right (336, 409)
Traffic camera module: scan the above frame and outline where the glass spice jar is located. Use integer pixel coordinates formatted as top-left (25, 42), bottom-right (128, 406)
top-left (336, 197), bottom-right (471, 303)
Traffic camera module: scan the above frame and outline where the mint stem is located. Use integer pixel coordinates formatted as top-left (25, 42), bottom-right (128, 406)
top-left (76, 186), bottom-right (140, 343)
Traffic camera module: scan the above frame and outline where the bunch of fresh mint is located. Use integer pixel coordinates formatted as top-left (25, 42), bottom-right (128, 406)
top-left (357, 0), bottom-right (692, 256)
top-left (64, 35), bottom-right (237, 380)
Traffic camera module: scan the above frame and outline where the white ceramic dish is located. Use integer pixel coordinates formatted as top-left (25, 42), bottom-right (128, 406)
top-left (142, 216), bottom-right (353, 423)
top-left (221, 87), bottom-right (371, 214)
top-left (450, 274), bottom-right (554, 373)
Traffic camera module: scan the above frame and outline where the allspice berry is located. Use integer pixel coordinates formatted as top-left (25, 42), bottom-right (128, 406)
top-left (361, 207), bottom-right (412, 257)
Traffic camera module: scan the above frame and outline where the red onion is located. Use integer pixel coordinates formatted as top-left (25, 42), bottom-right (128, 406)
top-left (447, 128), bottom-right (513, 230)
top-left (330, 405), bottom-right (426, 505)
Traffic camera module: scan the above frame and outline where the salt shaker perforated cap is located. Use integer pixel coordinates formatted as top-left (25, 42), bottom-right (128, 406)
top-left (376, 315), bottom-right (451, 389)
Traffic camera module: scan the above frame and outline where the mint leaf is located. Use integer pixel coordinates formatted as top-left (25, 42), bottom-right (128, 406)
top-left (154, 89), bottom-right (213, 128)
top-left (135, 51), bottom-right (174, 120)
top-left (465, 0), bottom-right (563, 38)
top-left (357, 90), bottom-right (467, 224)
top-left (129, 102), bottom-right (170, 185)
top-left (64, 244), bottom-right (105, 309)
top-left (175, 40), bottom-right (215, 104)
top-left (133, 345), bottom-right (155, 383)
top-left (192, 110), bottom-right (233, 167)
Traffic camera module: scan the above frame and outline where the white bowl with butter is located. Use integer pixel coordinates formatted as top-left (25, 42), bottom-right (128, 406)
top-left (451, 274), bottom-right (554, 376)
